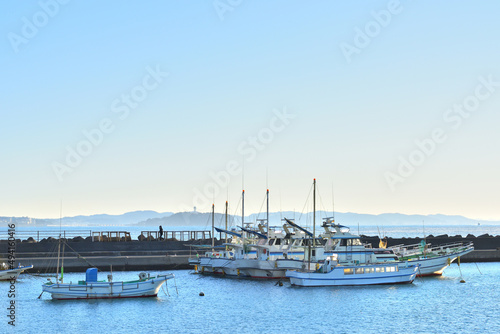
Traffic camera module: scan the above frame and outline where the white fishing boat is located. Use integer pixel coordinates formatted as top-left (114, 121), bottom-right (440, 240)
top-left (40, 226), bottom-right (175, 300)
top-left (189, 190), bottom-right (266, 277)
top-left (203, 183), bottom-right (329, 279)
top-left (286, 257), bottom-right (419, 287)
top-left (279, 219), bottom-right (475, 278)
top-left (0, 263), bottom-right (33, 281)
top-left (41, 268), bottom-right (174, 300)
top-left (386, 241), bottom-right (474, 276)
top-left (192, 192), bottom-right (259, 277)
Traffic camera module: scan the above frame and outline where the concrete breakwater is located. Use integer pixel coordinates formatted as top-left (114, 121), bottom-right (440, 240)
top-left (0, 238), bottom-right (214, 273)
top-left (2, 233), bottom-right (499, 272)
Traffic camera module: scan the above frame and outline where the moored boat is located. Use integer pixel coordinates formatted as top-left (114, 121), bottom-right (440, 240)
top-left (386, 241), bottom-right (474, 276)
top-left (41, 268), bottom-right (174, 300)
top-left (286, 258), bottom-right (419, 287)
top-left (0, 263), bottom-right (33, 281)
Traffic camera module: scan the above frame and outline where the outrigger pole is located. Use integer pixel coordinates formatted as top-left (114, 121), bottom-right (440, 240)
top-left (211, 204), bottom-right (215, 252)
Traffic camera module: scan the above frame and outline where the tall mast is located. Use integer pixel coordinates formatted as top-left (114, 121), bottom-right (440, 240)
top-left (56, 236), bottom-right (61, 282)
top-left (56, 200), bottom-right (62, 282)
top-left (61, 241), bottom-right (65, 283)
top-left (313, 178), bottom-right (316, 247)
top-left (225, 201), bottom-right (228, 249)
top-left (266, 189), bottom-right (269, 239)
top-left (242, 189), bottom-right (245, 256)
top-left (211, 203), bottom-right (215, 251)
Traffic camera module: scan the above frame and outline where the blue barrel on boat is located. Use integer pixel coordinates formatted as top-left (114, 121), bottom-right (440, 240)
top-left (86, 268), bottom-right (98, 282)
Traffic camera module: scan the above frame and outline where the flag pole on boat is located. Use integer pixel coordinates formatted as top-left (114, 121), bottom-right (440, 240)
top-left (211, 203), bottom-right (215, 252)
top-left (242, 189), bottom-right (245, 256)
top-left (313, 179), bottom-right (316, 250)
top-left (225, 201), bottom-right (228, 251)
top-left (56, 200), bottom-right (63, 283)
top-left (266, 189), bottom-right (270, 239)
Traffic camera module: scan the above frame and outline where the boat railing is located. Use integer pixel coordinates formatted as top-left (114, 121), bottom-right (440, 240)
top-left (393, 241), bottom-right (474, 257)
top-left (425, 241), bottom-right (474, 254)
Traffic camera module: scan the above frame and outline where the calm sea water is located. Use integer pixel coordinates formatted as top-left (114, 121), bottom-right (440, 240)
top-left (2, 263), bottom-right (499, 333)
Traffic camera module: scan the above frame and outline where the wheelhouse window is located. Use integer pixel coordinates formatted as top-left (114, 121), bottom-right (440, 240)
top-left (339, 238), bottom-right (363, 246)
top-left (344, 268), bottom-right (354, 275)
top-left (351, 238), bottom-right (362, 246)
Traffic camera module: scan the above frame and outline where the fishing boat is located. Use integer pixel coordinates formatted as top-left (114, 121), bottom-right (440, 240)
top-left (279, 219), bottom-right (475, 277)
top-left (0, 263), bottom-right (33, 281)
top-left (192, 192), bottom-right (261, 277)
top-left (41, 268), bottom-right (174, 300)
top-left (228, 222), bottom-right (312, 279)
top-left (286, 257), bottom-right (419, 287)
top-left (201, 190), bottom-right (313, 279)
top-left (190, 199), bottom-right (254, 276)
top-left (384, 240), bottom-right (474, 276)
top-left (40, 227), bottom-right (174, 300)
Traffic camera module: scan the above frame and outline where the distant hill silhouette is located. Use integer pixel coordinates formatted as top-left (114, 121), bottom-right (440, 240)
top-left (136, 211), bottom-right (497, 228)
top-left (0, 210), bottom-right (173, 226)
top-left (1, 210), bottom-right (497, 227)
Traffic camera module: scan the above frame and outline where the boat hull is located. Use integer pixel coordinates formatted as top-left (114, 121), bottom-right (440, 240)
top-left (0, 265), bottom-right (33, 281)
top-left (286, 264), bottom-right (418, 287)
top-left (404, 247), bottom-right (474, 276)
top-left (42, 274), bottom-right (174, 300)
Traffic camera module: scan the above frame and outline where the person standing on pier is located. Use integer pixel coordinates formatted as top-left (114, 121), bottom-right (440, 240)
top-left (159, 225), bottom-right (163, 241)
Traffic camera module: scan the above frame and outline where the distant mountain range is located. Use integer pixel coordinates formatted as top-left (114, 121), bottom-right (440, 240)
top-left (0, 210), bottom-right (173, 227)
top-left (1, 210), bottom-right (498, 228)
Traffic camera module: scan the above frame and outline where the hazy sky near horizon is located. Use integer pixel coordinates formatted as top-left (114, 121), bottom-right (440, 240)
top-left (2, 1), bottom-right (500, 221)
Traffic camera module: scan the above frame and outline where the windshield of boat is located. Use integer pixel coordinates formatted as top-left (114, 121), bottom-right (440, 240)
top-left (339, 238), bottom-right (363, 246)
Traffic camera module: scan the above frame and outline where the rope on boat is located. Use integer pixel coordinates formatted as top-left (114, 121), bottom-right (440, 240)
top-left (63, 242), bottom-right (101, 270)
top-left (173, 275), bottom-right (179, 295)
top-left (417, 267), bottom-right (424, 283)
top-left (474, 262), bottom-right (482, 275)
top-left (165, 281), bottom-right (170, 297)
top-left (162, 283), bottom-right (170, 297)
top-left (457, 256), bottom-right (466, 283)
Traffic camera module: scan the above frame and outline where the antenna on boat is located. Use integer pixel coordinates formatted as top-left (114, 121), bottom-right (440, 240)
top-left (279, 189), bottom-right (282, 221)
top-left (211, 204), bottom-right (215, 252)
top-left (225, 201), bottom-right (228, 250)
top-left (331, 182), bottom-right (335, 222)
top-left (242, 189), bottom-right (245, 254)
top-left (313, 179), bottom-right (316, 247)
top-left (422, 220), bottom-right (426, 257)
top-left (266, 188), bottom-right (270, 239)
top-left (56, 200), bottom-right (62, 283)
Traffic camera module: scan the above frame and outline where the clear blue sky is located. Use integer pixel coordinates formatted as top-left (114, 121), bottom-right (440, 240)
top-left (2, 1), bottom-right (499, 220)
